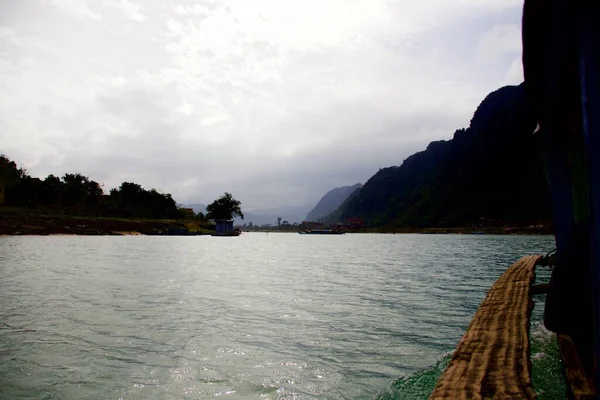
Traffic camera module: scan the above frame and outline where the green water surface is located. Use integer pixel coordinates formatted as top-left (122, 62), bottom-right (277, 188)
top-left (0, 234), bottom-right (563, 399)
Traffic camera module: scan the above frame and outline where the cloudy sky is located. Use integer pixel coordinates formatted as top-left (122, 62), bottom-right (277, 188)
top-left (1, 0), bottom-right (523, 209)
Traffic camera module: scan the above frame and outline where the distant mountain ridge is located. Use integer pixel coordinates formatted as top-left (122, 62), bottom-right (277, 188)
top-left (325, 84), bottom-right (552, 228)
top-left (184, 203), bottom-right (312, 226)
top-left (305, 183), bottom-right (363, 222)
top-left (234, 205), bottom-right (313, 226)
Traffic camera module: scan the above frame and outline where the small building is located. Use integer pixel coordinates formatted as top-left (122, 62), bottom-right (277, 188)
top-left (299, 221), bottom-right (322, 230)
top-left (214, 219), bottom-right (234, 235)
top-left (182, 208), bottom-right (196, 219)
top-left (331, 223), bottom-right (347, 232)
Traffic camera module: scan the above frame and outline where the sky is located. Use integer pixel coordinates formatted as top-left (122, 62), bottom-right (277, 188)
top-left (1, 0), bottom-right (524, 210)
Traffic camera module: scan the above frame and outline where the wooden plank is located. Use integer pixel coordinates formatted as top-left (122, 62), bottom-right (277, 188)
top-left (430, 255), bottom-right (541, 400)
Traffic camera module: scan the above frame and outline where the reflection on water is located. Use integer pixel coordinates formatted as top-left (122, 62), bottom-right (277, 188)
top-left (0, 233), bottom-right (554, 399)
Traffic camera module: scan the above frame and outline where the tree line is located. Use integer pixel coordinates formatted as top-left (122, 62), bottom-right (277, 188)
top-left (0, 154), bottom-right (183, 219)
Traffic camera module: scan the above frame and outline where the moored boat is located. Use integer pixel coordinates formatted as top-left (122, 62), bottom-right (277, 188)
top-left (298, 229), bottom-right (345, 235)
top-left (211, 228), bottom-right (241, 237)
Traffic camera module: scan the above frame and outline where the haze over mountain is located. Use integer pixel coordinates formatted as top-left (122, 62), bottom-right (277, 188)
top-left (305, 184), bottom-right (362, 222)
top-left (234, 205), bottom-right (313, 226)
top-left (1, 0), bottom-right (525, 210)
top-left (326, 84), bottom-right (552, 228)
top-left (184, 203), bottom-right (310, 225)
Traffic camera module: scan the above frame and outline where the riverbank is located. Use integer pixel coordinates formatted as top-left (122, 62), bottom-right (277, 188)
top-left (0, 208), bottom-right (213, 236)
top-left (1, 208), bottom-right (552, 236)
top-left (240, 225), bottom-right (553, 235)
top-left (357, 225), bottom-right (554, 235)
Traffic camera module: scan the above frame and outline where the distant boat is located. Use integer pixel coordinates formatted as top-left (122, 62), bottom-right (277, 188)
top-left (298, 229), bottom-right (345, 235)
top-left (211, 228), bottom-right (241, 237)
top-left (212, 219), bottom-right (241, 237)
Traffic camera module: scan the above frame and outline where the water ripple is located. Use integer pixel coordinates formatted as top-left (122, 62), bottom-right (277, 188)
top-left (0, 233), bottom-right (554, 399)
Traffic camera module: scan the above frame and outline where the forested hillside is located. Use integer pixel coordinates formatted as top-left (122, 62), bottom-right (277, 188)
top-left (328, 84), bottom-right (552, 228)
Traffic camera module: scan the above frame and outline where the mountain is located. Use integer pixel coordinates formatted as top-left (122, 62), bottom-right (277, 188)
top-left (233, 205), bottom-right (313, 226)
top-left (326, 83), bottom-right (552, 228)
top-left (305, 183), bottom-right (363, 222)
top-left (184, 203), bottom-right (311, 225)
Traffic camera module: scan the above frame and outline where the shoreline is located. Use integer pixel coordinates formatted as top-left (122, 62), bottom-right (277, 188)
top-left (237, 226), bottom-right (554, 236)
top-left (0, 208), bottom-right (213, 236)
top-left (355, 225), bottom-right (554, 235)
top-left (1, 208), bottom-right (553, 237)
top-left (1, 229), bottom-right (554, 236)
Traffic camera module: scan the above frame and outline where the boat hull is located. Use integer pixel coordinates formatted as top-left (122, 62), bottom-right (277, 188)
top-left (211, 230), bottom-right (242, 237)
top-left (298, 230), bottom-right (345, 235)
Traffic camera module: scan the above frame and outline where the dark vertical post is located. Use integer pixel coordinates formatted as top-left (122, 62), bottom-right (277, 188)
top-left (577, 1), bottom-right (600, 390)
top-left (523, 0), bottom-right (596, 379)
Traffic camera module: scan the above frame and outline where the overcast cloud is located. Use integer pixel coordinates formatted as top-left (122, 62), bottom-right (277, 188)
top-left (1, 0), bottom-right (524, 209)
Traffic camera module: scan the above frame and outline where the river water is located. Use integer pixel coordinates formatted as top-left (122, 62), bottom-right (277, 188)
top-left (0, 233), bottom-right (558, 399)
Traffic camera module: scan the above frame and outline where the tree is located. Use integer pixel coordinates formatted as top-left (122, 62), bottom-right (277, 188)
top-left (206, 192), bottom-right (244, 220)
top-left (62, 173), bottom-right (88, 206)
top-left (0, 154), bottom-right (28, 205)
top-left (60, 173), bottom-right (102, 211)
top-left (118, 182), bottom-right (143, 204)
top-left (277, 217), bottom-right (282, 227)
top-left (42, 174), bottom-right (63, 205)
top-left (108, 183), bottom-right (180, 219)
top-left (0, 153), bottom-right (186, 219)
